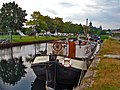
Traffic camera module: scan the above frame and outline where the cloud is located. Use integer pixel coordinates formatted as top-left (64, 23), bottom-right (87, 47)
top-left (46, 8), bottom-right (58, 15)
top-left (59, 2), bottom-right (77, 7)
top-left (0, 0), bottom-right (120, 29)
top-left (64, 4), bottom-right (120, 29)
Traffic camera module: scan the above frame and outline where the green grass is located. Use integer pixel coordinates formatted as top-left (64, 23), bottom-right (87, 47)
top-left (100, 35), bottom-right (109, 40)
top-left (12, 36), bottom-right (58, 42)
top-left (86, 38), bottom-right (120, 90)
top-left (99, 38), bottom-right (120, 55)
top-left (0, 35), bottom-right (76, 43)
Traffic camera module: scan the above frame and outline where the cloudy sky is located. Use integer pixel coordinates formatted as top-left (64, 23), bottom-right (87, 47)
top-left (0, 0), bottom-right (120, 29)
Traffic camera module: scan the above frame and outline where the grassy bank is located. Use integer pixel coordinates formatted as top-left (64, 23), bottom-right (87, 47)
top-left (12, 36), bottom-right (61, 43)
top-left (0, 35), bottom-right (108, 43)
top-left (100, 35), bottom-right (109, 41)
top-left (86, 38), bottom-right (120, 90)
top-left (0, 35), bottom-right (75, 43)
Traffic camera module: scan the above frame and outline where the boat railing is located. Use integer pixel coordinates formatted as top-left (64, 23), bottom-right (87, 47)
top-left (77, 42), bottom-right (98, 87)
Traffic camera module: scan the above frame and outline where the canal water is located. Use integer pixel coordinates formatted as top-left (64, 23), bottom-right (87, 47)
top-left (0, 41), bottom-right (93, 90)
top-left (0, 43), bottom-right (48, 90)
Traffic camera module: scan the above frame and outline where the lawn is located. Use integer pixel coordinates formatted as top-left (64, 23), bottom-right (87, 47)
top-left (86, 38), bottom-right (120, 90)
top-left (0, 35), bottom-right (71, 43)
top-left (12, 36), bottom-right (60, 43)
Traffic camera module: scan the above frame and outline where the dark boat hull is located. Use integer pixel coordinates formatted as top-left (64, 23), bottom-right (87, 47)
top-left (31, 63), bottom-right (47, 81)
top-left (31, 61), bottom-right (56, 85)
top-left (31, 61), bottom-right (85, 88)
top-left (56, 63), bottom-right (81, 85)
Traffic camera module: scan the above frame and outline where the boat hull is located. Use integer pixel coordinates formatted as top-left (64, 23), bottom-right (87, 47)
top-left (31, 61), bottom-right (85, 87)
top-left (56, 63), bottom-right (82, 86)
top-left (31, 63), bottom-right (47, 81)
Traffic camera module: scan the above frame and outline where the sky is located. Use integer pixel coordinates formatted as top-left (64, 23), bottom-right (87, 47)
top-left (0, 0), bottom-right (120, 29)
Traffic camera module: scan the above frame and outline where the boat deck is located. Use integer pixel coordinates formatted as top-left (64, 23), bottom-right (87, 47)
top-left (47, 41), bottom-right (96, 58)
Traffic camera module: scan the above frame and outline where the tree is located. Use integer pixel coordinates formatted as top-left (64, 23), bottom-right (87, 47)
top-left (26, 11), bottom-right (47, 33)
top-left (79, 24), bottom-right (84, 34)
top-left (53, 17), bottom-right (63, 34)
top-left (43, 16), bottom-right (56, 33)
top-left (63, 22), bottom-right (72, 33)
top-left (0, 1), bottom-right (27, 33)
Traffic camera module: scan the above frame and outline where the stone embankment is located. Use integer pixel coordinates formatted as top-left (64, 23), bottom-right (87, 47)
top-left (74, 57), bottom-right (100, 90)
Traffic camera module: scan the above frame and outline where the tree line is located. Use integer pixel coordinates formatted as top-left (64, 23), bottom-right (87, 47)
top-left (0, 1), bottom-right (106, 35)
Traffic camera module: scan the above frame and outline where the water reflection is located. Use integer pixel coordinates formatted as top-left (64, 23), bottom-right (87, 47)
top-left (31, 78), bottom-right (46, 90)
top-left (25, 43), bottom-right (47, 63)
top-left (0, 42), bottom-right (78, 90)
top-left (0, 56), bottom-right (27, 85)
top-left (26, 54), bottom-right (34, 63)
top-left (31, 78), bottom-right (74, 90)
top-left (0, 43), bottom-right (52, 90)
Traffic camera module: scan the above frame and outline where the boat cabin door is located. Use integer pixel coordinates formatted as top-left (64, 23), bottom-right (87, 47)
top-left (68, 41), bottom-right (76, 58)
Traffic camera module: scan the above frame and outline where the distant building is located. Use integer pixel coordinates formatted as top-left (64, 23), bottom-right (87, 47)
top-left (111, 29), bottom-right (120, 37)
top-left (89, 21), bottom-right (102, 30)
top-left (89, 21), bottom-right (93, 29)
top-left (99, 25), bottom-right (102, 30)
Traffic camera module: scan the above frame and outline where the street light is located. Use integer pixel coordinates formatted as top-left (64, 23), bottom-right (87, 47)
top-left (7, 26), bottom-right (12, 44)
top-left (32, 25), bottom-right (36, 39)
top-left (8, 30), bottom-right (13, 59)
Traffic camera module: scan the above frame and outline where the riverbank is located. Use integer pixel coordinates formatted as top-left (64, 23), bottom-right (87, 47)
top-left (78, 38), bottom-right (120, 90)
top-left (0, 34), bottom-right (108, 49)
top-left (0, 35), bottom-right (77, 49)
top-left (0, 40), bottom-right (51, 49)
top-left (0, 36), bottom-right (68, 49)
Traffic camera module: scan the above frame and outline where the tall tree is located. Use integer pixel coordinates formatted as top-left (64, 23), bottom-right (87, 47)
top-left (43, 16), bottom-right (56, 33)
top-left (0, 1), bottom-right (27, 33)
top-left (63, 22), bottom-right (73, 33)
top-left (26, 11), bottom-right (47, 32)
top-left (53, 17), bottom-right (63, 33)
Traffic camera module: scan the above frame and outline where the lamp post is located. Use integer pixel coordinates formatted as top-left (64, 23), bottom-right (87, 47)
top-left (34, 25), bottom-right (36, 39)
top-left (32, 25), bottom-right (36, 39)
top-left (46, 29), bottom-right (47, 37)
top-left (8, 27), bottom-right (12, 44)
top-left (8, 30), bottom-right (13, 59)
